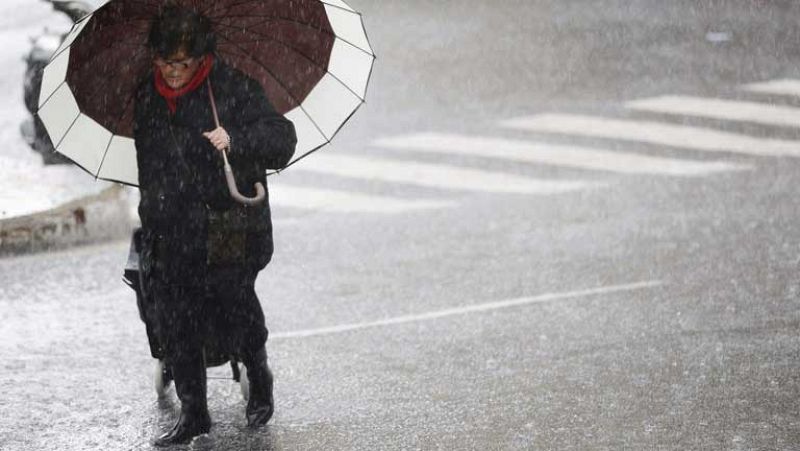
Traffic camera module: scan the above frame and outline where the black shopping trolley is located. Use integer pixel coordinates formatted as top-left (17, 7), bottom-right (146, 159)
top-left (122, 228), bottom-right (249, 399)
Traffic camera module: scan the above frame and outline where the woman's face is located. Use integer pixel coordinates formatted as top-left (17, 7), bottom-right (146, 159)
top-left (154, 49), bottom-right (203, 89)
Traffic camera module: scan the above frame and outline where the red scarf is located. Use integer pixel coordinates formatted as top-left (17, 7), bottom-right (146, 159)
top-left (154, 54), bottom-right (215, 114)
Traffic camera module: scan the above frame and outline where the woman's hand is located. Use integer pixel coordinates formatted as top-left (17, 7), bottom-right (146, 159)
top-left (202, 127), bottom-right (231, 152)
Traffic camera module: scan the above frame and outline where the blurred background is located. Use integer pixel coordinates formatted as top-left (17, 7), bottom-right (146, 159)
top-left (2, 1), bottom-right (800, 449)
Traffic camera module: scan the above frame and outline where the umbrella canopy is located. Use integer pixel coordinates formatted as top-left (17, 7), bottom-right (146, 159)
top-left (37, 0), bottom-right (375, 186)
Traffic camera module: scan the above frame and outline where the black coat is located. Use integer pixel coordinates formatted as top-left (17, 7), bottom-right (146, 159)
top-left (133, 58), bottom-right (297, 284)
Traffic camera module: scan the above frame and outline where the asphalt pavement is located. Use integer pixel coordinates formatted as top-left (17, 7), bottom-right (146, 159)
top-left (3, 0), bottom-right (800, 450)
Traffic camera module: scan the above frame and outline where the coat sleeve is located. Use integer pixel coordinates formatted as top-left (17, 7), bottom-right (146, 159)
top-left (133, 83), bottom-right (155, 191)
top-left (225, 74), bottom-right (297, 170)
top-left (132, 81), bottom-right (162, 257)
top-left (133, 82), bottom-right (161, 232)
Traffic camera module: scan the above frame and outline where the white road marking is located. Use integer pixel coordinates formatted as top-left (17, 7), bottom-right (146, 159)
top-left (271, 280), bottom-right (663, 339)
top-left (269, 184), bottom-right (452, 214)
top-left (742, 79), bottom-right (800, 97)
top-left (500, 113), bottom-right (800, 157)
top-left (373, 132), bottom-right (749, 176)
top-left (292, 152), bottom-right (595, 194)
top-left (627, 95), bottom-right (800, 128)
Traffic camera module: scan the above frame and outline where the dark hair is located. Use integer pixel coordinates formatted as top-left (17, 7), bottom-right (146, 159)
top-left (147, 3), bottom-right (216, 58)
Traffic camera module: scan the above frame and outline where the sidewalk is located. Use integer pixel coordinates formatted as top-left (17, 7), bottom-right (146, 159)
top-left (0, 155), bottom-right (136, 256)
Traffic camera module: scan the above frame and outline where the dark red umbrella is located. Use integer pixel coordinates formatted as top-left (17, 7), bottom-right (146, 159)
top-left (37, 0), bottom-right (375, 186)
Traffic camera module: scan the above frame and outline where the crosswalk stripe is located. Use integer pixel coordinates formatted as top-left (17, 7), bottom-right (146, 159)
top-left (741, 79), bottom-right (800, 97)
top-left (292, 153), bottom-right (595, 194)
top-left (373, 132), bottom-right (750, 176)
top-left (269, 184), bottom-right (452, 214)
top-left (500, 113), bottom-right (800, 157)
top-left (627, 95), bottom-right (800, 128)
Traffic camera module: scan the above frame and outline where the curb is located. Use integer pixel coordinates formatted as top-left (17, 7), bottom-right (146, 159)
top-left (0, 185), bottom-right (134, 257)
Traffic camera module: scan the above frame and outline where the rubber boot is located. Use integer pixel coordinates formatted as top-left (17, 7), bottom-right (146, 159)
top-left (242, 347), bottom-right (274, 427)
top-left (154, 356), bottom-right (211, 447)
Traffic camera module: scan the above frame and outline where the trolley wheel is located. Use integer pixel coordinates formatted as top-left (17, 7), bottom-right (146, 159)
top-left (154, 359), bottom-right (172, 398)
top-left (239, 364), bottom-right (249, 401)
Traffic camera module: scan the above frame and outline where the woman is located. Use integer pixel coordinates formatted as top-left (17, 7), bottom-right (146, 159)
top-left (133, 4), bottom-right (296, 446)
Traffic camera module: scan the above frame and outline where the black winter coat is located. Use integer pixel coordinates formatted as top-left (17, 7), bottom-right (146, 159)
top-left (133, 58), bottom-right (297, 284)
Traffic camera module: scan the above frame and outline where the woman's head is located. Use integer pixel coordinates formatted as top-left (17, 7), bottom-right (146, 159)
top-left (147, 3), bottom-right (215, 89)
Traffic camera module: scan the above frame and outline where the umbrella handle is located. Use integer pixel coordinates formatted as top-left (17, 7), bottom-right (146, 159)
top-left (222, 150), bottom-right (266, 206)
top-left (208, 78), bottom-right (266, 206)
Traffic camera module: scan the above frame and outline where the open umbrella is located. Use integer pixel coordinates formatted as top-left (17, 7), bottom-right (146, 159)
top-left (36, 0), bottom-right (375, 189)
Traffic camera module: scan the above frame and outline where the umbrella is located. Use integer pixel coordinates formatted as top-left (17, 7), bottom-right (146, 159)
top-left (36, 0), bottom-right (375, 187)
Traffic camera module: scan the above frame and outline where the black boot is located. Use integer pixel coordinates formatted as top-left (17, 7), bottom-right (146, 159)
top-left (242, 347), bottom-right (274, 427)
top-left (154, 356), bottom-right (211, 447)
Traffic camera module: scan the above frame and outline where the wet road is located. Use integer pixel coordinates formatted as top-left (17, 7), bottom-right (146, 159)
top-left (3, 0), bottom-right (800, 449)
